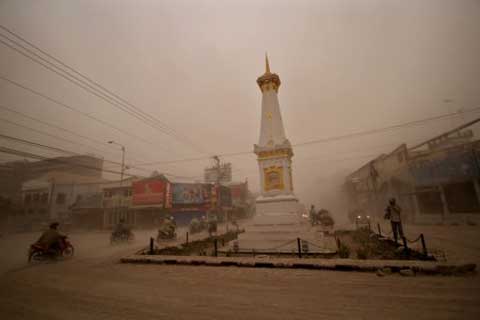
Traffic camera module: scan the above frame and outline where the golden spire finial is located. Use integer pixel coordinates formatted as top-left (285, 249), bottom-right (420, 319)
top-left (265, 52), bottom-right (271, 74)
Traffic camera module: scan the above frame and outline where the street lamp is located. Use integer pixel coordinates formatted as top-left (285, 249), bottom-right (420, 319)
top-left (108, 140), bottom-right (126, 185)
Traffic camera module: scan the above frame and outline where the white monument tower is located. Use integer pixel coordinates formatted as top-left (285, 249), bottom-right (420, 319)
top-left (254, 55), bottom-right (299, 225)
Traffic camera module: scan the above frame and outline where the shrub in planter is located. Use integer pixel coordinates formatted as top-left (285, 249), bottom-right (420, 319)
top-left (338, 243), bottom-right (350, 258)
top-left (356, 247), bottom-right (369, 260)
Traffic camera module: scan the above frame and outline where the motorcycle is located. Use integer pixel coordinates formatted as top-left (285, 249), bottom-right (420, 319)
top-left (110, 230), bottom-right (135, 244)
top-left (157, 227), bottom-right (176, 241)
top-left (189, 219), bottom-right (207, 234)
top-left (28, 236), bottom-right (74, 262)
top-left (208, 221), bottom-right (217, 236)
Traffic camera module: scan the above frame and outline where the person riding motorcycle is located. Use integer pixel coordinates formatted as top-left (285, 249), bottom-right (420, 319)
top-left (113, 219), bottom-right (130, 237)
top-left (36, 222), bottom-right (65, 253)
top-left (208, 214), bottom-right (218, 236)
top-left (158, 216), bottom-right (176, 238)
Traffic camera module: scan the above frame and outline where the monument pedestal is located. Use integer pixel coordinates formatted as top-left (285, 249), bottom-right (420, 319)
top-left (255, 195), bottom-right (299, 223)
top-left (236, 195), bottom-right (302, 250)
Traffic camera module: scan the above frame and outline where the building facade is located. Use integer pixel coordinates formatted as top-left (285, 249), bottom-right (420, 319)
top-left (20, 171), bottom-right (107, 229)
top-left (0, 155), bottom-right (104, 205)
top-left (345, 124), bottom-right (480, 224)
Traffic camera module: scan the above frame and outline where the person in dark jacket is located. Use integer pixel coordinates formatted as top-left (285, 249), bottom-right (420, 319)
top-left (36, 222), bottom-right (64, 252)
top-left (384, 198), bottom-right (404, 243)
top-left (113, 218), bottom-right (130, 236)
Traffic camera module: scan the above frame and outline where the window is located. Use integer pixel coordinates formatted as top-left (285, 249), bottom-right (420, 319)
top-left (417, 189), bottom-right (443, 214)
top-left (104, 191), bottom-right (111, 198)
top-left (33, 193), bottom-right (40, 202)
top-left (41, 193), bottom-right (48, 203)
top-left (25, 194), bottom-right (32, 204)
top-left (444, 182), bottom-right (480, 213)
top-left (124, 189), bottom-right (132, 197)
top-left (56, 193), bottom-right (66, 204)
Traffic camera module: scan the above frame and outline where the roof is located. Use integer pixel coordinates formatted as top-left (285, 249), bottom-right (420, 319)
top-left (71, 193), bottom-right (103, 209)
top-left (22, 171), bottom-right (110, 191)
top-left (102, 176), bottom-right (140, 189)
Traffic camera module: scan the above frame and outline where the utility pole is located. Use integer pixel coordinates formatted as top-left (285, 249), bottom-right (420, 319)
top-left (213, 155), bottom-right (228, 232)
top-left (369, 161), bottom-right (379, 220)
top-left (108, 141), bottom-right (126, 186)
top-left (108, 140), bottom-right (126, 225)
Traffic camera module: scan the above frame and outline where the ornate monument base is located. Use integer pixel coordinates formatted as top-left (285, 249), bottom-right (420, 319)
top-left (254, 195), bottom-right (300, 226)
top-left (235, 195), bottom-right (302, 250)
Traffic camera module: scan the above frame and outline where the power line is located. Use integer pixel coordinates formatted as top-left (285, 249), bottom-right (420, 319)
top-left (0, 132), bottom-right (136, 170)
top-left (0, 145), bottom-right (140, 178)
top-left (294, 108), bottom-right (480, 147)
top-left (0, 75), bottom-right (197, 163)
top-left (0, 103), bottom-right (146, 164)
top-left (0, 25), bottom-right (208, 155)
top-left (0, 25), bottom-right (208, 154)
top-left (0, 133), bottom-right (199, 180)
top-left (0, 75), bottom-right (156, 147)
top-left (0, 115), bottom-right (117, 158)
top-left (0, 38), bottom-right (169, 144)
top-left (0, 104), bottom-right (116, 150)
top-left (132, 108), bottom-right (480, 166)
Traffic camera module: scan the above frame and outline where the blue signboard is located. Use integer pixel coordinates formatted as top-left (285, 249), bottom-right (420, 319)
top-left (410, 149), bottom-right (479, 186)
top-left (172, 183), bottom-right (210, 204)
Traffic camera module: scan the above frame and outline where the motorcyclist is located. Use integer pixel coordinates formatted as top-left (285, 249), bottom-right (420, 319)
top-left (36, 222), bottom-right (65, 253)
top-left (208, 213), bottom-right (218, 236)
top-left (159, 216), bottom-right (176, 238)
top-left (200, 215), bottom-right (207, 229)
top-left (189, 217), bottom-right (200, 233)
top-left (113, 218), bottom-right (130, 237)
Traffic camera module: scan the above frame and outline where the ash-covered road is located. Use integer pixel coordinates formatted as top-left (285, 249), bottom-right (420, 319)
top-left (0, 226), bottom-right (479, 319)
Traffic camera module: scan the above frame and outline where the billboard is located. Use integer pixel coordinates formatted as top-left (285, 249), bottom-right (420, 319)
top-left (217, 185), bottom-right (232, 207)
top-left (204, 163), bottom-right (232, 184)
top-left (132, 179), bottom-right (166, 206)
top-left (410, 149), bottom-right (479, 186)
top-left (230, 183), bottom-right (247, 206)
top-left (172, 183), bottom-right (211, 205)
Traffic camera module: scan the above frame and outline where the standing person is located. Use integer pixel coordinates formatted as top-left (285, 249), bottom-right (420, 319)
top-left (309, 205), bottom-right (316, 225)
top-left (384, 198), bottom-right (404, 243)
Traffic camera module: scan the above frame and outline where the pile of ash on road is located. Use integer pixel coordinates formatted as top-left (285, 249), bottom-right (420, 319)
top-left (335, 228), bottom-right (434, 261)
top-left (147, 230), bottom-right (244, 256)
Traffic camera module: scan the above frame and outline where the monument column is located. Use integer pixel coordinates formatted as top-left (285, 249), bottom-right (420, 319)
top-left (253, 55), bottom-right (299, 222)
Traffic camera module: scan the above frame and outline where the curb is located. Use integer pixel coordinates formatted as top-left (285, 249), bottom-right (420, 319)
top-left (120, 255), bottom-right (476, 276)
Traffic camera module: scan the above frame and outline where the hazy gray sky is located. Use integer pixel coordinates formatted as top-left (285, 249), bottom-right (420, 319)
top-left (1, 0), bottom-right (479, 209)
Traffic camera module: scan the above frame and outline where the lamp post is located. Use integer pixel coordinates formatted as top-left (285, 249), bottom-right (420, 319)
top-left (108, 140), bottom-right (126, 186)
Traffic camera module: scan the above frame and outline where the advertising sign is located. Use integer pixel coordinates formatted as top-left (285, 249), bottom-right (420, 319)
top-left (230, 183), bottom-right (247, 206)
top-left (217, 185), bottom-right (232, 207)
top-left (172, 183), bottom-right (211, 205)
top-left (132, 179), bottom-right (166, 206)
top-left (410, 150), bottom-right (479, 186)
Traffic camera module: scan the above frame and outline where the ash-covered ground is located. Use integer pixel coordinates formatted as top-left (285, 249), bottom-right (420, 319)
top-left (0, 223), bottom-right (479, 319)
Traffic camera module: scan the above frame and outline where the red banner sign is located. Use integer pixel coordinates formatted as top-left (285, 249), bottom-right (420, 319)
top-left (132, 179), bottom-right (166, 206)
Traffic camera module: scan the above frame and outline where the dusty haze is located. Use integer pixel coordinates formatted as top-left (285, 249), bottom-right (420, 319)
top-left (1, 0), bottom-right (480, 223)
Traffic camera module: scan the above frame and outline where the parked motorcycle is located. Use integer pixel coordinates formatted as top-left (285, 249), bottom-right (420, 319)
top-left (28, 236), bottom-right (74, 262)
